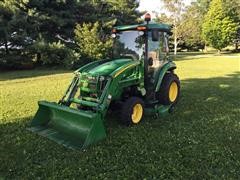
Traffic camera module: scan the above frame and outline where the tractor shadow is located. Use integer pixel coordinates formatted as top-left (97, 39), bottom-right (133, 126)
top-left (104, 71), bottom-right (240, 147)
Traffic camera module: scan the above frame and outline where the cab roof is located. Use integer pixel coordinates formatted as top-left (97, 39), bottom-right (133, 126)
top-left (114, 23), bottom-right (172, 34)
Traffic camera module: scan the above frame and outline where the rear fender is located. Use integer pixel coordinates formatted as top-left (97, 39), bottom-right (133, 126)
top-left (154, 62), bottom-right (176, 92)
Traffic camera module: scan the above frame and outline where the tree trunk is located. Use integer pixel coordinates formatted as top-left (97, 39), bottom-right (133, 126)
top-left (174, 33), bottom-right (177, 55)
top-left (173, 17), bottom-right (177, 56)
top-left (4, 39), bottom-right (9, 55)
top-left (217, 49), bottom-right (221, 54)
top-left (204, 44), bottom-right (208, 52)
top-left (235, 42), bottom-right (238, 51)
top-left (36, 53), bottom-right (42, 66)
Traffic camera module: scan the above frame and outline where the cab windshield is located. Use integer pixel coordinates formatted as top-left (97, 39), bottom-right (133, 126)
top-left (113, 31), bottom-right (145, 60)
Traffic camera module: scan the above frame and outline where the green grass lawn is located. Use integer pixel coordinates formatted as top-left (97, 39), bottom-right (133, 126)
top-left (0, 54), bottom-right (240, 179)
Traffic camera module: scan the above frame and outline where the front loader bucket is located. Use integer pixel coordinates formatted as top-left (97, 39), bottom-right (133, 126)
top-left (28, 101), bottom-right (106, 150)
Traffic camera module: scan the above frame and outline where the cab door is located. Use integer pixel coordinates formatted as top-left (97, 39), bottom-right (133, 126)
top-left (147, 31), bottom-right (169, 90)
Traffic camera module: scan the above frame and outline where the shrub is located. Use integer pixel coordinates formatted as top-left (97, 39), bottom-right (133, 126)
top-left (0, 50), bottom-right (34, 70)
top-left (30, 39), bottom-right (80, 68)
top-left (74, 22), bottom-right (113, 62)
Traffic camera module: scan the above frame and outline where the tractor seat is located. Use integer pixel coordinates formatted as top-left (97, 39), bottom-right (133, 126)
top-left (148, 51), bottom-right (164, 73)
top-left (148, 52), bottom-right (166, 86)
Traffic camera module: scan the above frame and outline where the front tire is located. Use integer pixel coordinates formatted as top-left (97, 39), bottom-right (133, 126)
top-left (120, 97), bottom-right (144, 126)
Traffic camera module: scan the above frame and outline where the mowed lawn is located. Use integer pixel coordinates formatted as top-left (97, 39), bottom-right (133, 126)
top-left (0, 54), bottom-right (240, 179)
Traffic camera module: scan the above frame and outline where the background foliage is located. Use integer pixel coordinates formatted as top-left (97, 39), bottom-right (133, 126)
top-left (0, 0), bottom-right (239, 69)
top-left (0, 0), bottom-right (141, 69)
top-left (158, 0), bottom-right (239, 53)
top-left (74, 22), bottom-right (113, 62)
top-left (202, 0), bottom-right (238, 51)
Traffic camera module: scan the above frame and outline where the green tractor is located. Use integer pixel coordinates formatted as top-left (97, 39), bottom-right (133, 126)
top-left (28, 14), bottom-right (180, 150)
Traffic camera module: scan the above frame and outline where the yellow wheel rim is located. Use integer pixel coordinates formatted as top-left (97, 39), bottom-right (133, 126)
top-left (131, 104), bottom-right (143, 124)
top-left (169, 82), bottom-right (178, 102)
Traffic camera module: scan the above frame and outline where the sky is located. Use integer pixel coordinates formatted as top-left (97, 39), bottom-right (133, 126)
top-left (138, 0), bottom-right (193, 14)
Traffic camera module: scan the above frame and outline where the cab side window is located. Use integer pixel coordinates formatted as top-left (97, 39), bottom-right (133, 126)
top-left (148, 31), bottom-right (168, 68)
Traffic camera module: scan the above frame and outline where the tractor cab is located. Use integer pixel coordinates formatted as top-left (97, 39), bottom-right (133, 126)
top-left (112, 13), bottom-right (172, 92)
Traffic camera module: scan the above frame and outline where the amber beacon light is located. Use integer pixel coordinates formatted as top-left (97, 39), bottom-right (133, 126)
top-left (144, 13), bottom-right (151, 22)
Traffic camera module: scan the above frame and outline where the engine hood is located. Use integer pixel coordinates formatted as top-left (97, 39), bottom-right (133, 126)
top-left (83, 59), bottom-right (135, 76)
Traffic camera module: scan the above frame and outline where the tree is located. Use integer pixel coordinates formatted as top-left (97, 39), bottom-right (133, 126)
top-left (1, 0), bottom-right (141, 69)
top-left (222, 0), bottom-right (240, 51)
top-left (196, 0), bottom-right (211, 15)
top-left (0, 1), bottom-right (14, 55)
top-left (162, 0), bottom-right (211, 52)
top-left (180, 2), bottom-right (205, 51)
top-left (202, 0), bottom-right (238, 52)
top-left (74, 22), bottom-right (112, 62)
top-left (25, 0), bottom-right (141, 46)
top-left (0, 0), bottom-right (31, 55)
top-left (162, 0), bottom-right (186, 55)
top-left (0, 0), bottom-right (38, 70)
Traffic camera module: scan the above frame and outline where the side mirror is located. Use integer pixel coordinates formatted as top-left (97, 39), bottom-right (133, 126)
top-left (152, 29), bottom-right (159, 41)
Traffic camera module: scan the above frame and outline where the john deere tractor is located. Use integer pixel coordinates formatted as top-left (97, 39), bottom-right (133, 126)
top-left (28, 14), bottom-right (180, 149)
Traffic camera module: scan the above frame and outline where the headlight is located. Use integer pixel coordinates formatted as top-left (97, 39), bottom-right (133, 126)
top-left (87, 76), bottom-right (96, 81)
top-left (99, 76), bottom-right (105, 81)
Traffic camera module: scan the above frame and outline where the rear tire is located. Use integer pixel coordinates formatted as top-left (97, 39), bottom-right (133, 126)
top-left (120, 97), bottom-right (144, 126)
top-left (158, 73), bottom-right (180, 105)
